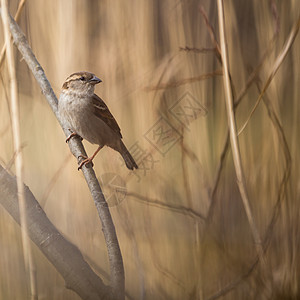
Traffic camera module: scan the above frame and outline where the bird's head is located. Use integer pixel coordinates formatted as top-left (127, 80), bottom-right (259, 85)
top-left (62, 72), bottom-right (102, 96)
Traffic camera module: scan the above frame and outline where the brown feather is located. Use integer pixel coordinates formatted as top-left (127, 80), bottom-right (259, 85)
top-left (92, 94), bottom-right (122, 138)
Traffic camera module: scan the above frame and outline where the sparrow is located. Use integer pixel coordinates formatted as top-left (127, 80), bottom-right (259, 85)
top-left (58, 71), bottom-right (138, 170)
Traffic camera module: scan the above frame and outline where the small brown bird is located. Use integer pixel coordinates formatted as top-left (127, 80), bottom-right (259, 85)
top-left (58, 71), bottom-right (138, 170)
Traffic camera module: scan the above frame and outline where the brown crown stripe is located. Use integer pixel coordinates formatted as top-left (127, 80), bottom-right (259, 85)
top-left (62, 72), bottom-right (95, 89)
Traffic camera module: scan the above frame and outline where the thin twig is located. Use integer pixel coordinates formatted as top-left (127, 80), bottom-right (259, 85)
top-left (205, 258), bottom-right (259, 300)
top-left (233, 39), bottom-right (275, 108)
top-left (199, 5), bottom-right (236, 98)
top-left (205, 132), bottom-right (230, 224)
top-left (179, 46), bottom-right (216, 54)
top-left (145, 70), bottom-right (222, 91)
top-left (238, 16), bottom-right (300, 135)
top-left (217, 0), bottom-right (266, 266)
top-left (233, 0), bottom-right (280, 108)
top-left (270, 0), bottom-right (280, 35)
top-left (127, 191), bottom-right (205, 221)
top-left (0, 1), bottom-right (37, 299)
top-left (255, 77), bottom-right (291, 251)
top-left (199, 5), bottom-right (222, 61)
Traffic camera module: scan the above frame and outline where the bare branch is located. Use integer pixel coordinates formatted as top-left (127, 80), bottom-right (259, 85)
top-left (179, 46), bottom-right (216, 54)
top-left (0, 165), bottom-right (111, 300)
top-left (145, 70), bottom-right (222, 91)
top-left (1, 10), bottom-right (124, 299)
top-left (217, 0), bottom-right (266, 265)
top-left (199, 5), bottom-right (222, 62)
top-left (238, 16), bottom-right (300, 135)
top-left (205, 259), bottom-right (258, 300)
top-left (127, 191), bottom-right (205, 221)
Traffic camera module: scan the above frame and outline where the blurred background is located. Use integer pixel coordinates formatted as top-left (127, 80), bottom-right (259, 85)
top-left (0, 0), bottom-right (299, 299)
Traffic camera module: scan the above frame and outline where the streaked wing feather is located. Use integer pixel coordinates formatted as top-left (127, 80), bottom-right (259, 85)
top-left (92, 94), bottom-right (122, 138)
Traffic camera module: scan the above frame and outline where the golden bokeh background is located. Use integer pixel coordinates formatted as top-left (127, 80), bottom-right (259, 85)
top-left (0, 0), bottom-right (299, 299)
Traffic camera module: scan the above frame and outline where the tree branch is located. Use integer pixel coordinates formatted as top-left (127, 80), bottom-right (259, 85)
top-left (1, 10), bottom-right (124, 300)
top-left (0, 164), bottom-right (111, 300)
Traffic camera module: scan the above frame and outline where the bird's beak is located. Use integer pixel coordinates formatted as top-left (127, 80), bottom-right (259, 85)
top-left (89, 76), bottom-right (102, 85)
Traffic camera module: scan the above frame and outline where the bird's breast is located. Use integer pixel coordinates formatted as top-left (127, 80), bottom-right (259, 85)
top-left (59, 93), bottom-right (93, 136)
top-left (58, 92), bottom-right (119, 146)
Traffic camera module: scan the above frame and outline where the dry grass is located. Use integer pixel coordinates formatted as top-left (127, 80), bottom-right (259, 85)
top-left (0, 1), bottom-right (299, 299)
top-left (0, 0), bottom-right (37, 298)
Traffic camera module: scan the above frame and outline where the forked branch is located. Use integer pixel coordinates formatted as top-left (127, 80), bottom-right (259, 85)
top-left (0, 165), bottom-right (111, 300)
top-left (0, 9), bottom-right (124, 300)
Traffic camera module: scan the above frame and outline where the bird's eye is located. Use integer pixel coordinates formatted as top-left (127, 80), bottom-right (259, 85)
top-left (79, 76), bottom-right (85, 81)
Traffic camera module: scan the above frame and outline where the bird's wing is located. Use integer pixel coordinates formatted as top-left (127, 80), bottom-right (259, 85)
top-left (92, 94), bottom-right (122, 138)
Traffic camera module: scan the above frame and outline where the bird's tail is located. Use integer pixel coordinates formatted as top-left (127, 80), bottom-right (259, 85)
top-left (119, 141), bottom-right (138, 170)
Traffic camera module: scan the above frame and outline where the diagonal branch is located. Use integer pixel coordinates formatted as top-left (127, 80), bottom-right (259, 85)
top-left (0, 164), bottom-right (111, 300)
top-left (238, 16), bottom-right (300, 135)
top-left (145, 70), bottom-right (222, 91)
top-left (1, 10), bottom-right (124, 300)
top-left (127, 191), bottom-right (205, 221)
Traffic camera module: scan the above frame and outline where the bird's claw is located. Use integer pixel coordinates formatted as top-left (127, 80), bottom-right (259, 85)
top-left (77, 155), bottom-right (94, 170)
top-left (66, 132), bottom-right (83, 143)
